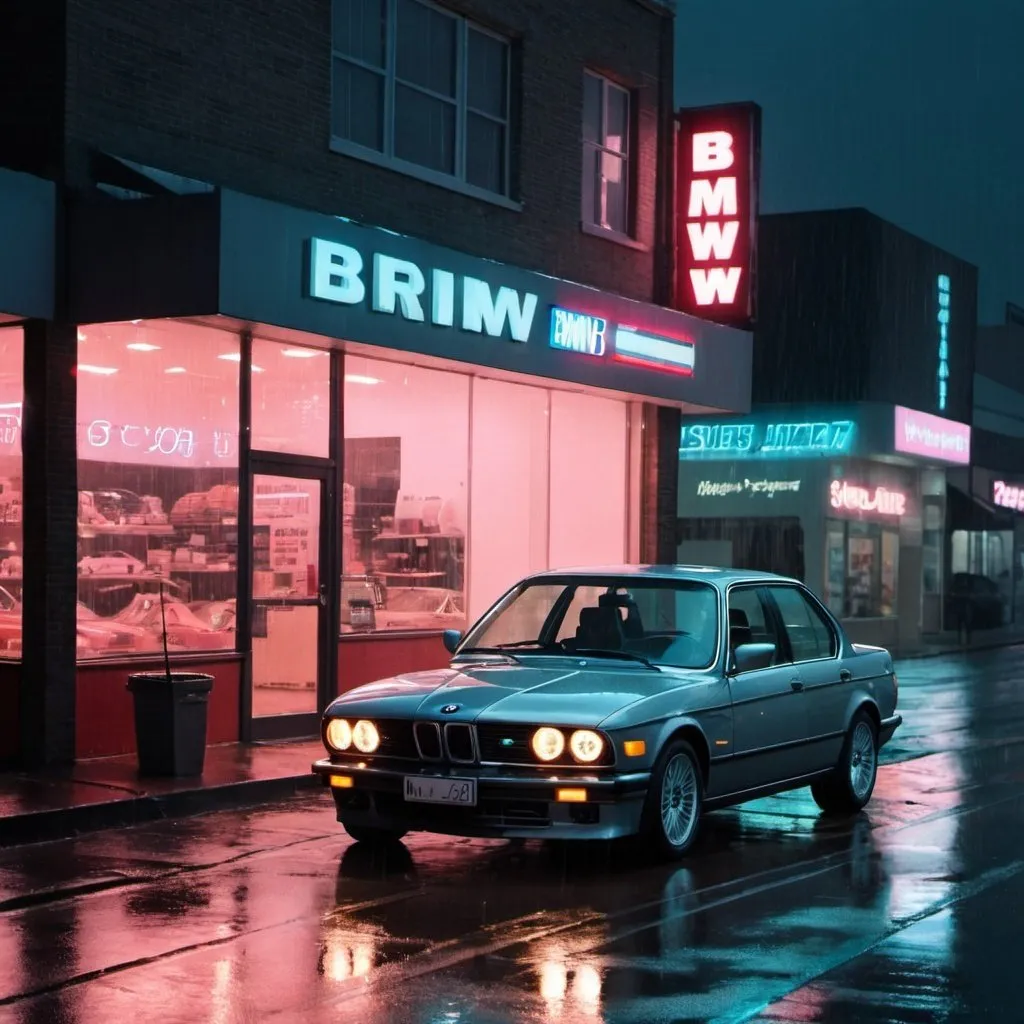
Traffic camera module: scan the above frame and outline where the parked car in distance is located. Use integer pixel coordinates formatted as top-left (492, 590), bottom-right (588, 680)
top-left (944, 572), bottom-right (1005, 630)
top-left (313, 565), bottom-right (902, 859)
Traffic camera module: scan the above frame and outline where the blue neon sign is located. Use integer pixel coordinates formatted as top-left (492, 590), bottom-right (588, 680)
top-left (679, 419), bottom-right (856, 460)
top-left (549, 306), bottom-right (607, 356)
top-left (937, 274), bottom-right (950, 411)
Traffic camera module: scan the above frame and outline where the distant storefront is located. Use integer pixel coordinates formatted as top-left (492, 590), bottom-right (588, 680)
top-left (677, 402), bottom-right (971, 650)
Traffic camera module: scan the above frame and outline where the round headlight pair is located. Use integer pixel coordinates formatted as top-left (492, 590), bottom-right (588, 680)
top-left (530, 727), bottom-right (604, 764)
top-left (325, 718), bottom-right (380, 753)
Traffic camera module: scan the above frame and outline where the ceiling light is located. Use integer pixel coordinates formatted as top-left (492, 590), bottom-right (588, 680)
top-left (252, 365), bottom-right (265, 373)
top-left (164, 366), bottom-right (187, 374)
top-left (78, 364), bottom-right (118, 375)
top-left (344, 374), bottom-right (381, 385)
top-left (77, 330), bottom-right (87, 342)
top-left (218, 352), bottom-right (241, 362)
top-left (127, 342), bottom-right (161, 352)
top-left (282, 348), bottom-right (325, 359)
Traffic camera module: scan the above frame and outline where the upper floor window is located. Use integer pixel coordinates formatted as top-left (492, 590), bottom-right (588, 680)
top-left (582, 70), bottom-right (632, 238)
top-left (331, 0), bottom-right (511, 198)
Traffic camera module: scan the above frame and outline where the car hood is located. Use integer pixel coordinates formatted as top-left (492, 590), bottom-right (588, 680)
top-left (326, 657), bottom-right (701, 727)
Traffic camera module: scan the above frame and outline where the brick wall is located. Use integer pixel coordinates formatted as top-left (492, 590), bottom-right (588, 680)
top-left (65, 0), bottom-right (670, 302)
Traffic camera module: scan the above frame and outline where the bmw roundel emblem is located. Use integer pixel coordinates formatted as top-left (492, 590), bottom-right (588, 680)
top-left (440, 704), bottom-right (460, 714)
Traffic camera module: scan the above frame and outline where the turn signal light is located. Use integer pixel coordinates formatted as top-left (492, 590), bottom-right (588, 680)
top-left (556, 788), bottom-right (587, 803)
top-left (623, 740), bottom-right (646, 757)
top-left (329, 775), bottom-right (354, 789)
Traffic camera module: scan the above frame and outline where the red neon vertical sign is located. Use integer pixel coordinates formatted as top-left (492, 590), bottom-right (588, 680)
top-left (673, 103), bottom-right (761, 329)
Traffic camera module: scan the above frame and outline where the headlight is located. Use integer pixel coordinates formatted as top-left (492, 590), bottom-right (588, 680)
top-left (531, 726), bottom-right (565, 762)
top-left (569, 729), bottom-right (604, 763)
top-left (352, 719), bottom-right (380, 753)
top-left (325, 718), bottom-right (352, 752)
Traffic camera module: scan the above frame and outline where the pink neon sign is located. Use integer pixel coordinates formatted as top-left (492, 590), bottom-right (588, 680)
top-left (830, 480), bottom-right (907, 517)
top-left (993, 481), bottom-right (1024, 512)
top-left (894, 405), bottom-right (970, 465)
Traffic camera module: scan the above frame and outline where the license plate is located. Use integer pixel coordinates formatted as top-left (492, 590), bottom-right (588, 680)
top-left (404, 776), bottom-right (477, 807)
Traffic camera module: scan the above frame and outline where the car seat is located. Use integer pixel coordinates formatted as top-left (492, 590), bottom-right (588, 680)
top-left (575, 605), bottom-right (625, 649)
top-left (729, 607), bottom-right (752, 649)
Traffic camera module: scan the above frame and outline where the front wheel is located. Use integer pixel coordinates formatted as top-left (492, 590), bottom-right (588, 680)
top-left (640, 739), bottom-right (704, 860)
top-left (342, 823), bottom-right (408, 846)
top-left (811, 710), bottom-right (878, 815)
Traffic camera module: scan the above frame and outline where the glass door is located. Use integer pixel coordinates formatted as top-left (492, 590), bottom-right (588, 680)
top-left (248, 465), bottom-right (334, 740)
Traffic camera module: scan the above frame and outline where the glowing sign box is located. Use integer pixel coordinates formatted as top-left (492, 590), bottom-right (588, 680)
top-left (830, 480), bottom-right (907, 517)
top-left (679, 418), bottom-right (855, 460)
top-left (674, 102), bottom-right (761, 329)
top-left (549, 307), bottom-right (607, 356)
top-left (613, 326), bottom-right (695, 375)
top-left (937, 275), bottom-right (950, 410)
top-left (993, 481), bottom-right (1024, 512)
top-left (893, 405), bottom-right (970, 465)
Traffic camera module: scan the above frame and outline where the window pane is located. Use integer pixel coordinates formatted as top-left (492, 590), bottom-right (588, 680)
top-left (0, 328), bottom-right (22, 659)
top-left (332, 0), bottom-right (386, 67)
top-left (251, 339), bottom-right (330, 458)
top-left (394, 84), bottom-right (456, 174)
top-left (395, 0), bottom-right (456, 97)
top-left (466, 112), bottom-right (505, 194)
top-left (769, 587), bottom-right (836, 661)
top-left (582, 73), bottom-right (602, 143)
top-left (332, 59), bottom-right (385, 151)
top-left (76, 321), bottom-right (239, 660)
top-left (600, 151), bottom-right (628, 234)
top-left (548, 391), bottom-right (627, 567)
top-left (605, 83), bottom-right (629, 153)
top-left (467, 29), bottom-right (507, 119)
top-left (468, 379), bottom-right (548, 621)
top-left (342, 356), bottom-right (468, 634)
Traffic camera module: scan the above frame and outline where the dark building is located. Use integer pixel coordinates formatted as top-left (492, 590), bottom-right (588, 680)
top-left (675, 208), bottom-right (978, 653)
top-left (0, 0), bottom-right (756, 766)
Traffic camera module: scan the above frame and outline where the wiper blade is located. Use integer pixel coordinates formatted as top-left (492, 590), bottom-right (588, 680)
top-left (453, 646), bottom-right (522, 662)
top-left (570, 648), bottom-right (660, 670)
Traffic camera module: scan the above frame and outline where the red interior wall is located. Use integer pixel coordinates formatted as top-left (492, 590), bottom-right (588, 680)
top-left (0, 661), bottom-right (20, 765)
top-left (76, 656), bottom-right (242, 759)
top-left (338, 633), bottom-right (449, 694)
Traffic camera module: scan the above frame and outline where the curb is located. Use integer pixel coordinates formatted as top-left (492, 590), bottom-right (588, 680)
top-left (894, 638), bottom-right (1024, 661)
top-left (0, 772), bottom-right (322, 849)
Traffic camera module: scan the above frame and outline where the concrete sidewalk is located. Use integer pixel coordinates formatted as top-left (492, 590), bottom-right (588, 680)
top-left (0, 739), bottom-right (323, 848)
top-left (898, 622), bottom-right (1024, 659)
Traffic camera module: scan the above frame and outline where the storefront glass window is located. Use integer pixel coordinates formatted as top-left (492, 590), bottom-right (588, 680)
top-left (251, 339), bottom-right (330, 457)
top-left (76, 320), bottom-right (240, 659)
top-left (826, 519), bottom-right (899, 619)
top-left (342, 356), bottom-right (469, 632)
top-left (0, 328), bottom-right (22, 659)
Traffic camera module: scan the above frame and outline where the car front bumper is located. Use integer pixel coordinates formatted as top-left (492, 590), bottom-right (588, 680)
top-left (311, 758), bottom-right (651, 840)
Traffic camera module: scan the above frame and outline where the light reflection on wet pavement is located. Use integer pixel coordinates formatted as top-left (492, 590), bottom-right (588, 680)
top-left (1, 648), bottom-right (1024, 1023)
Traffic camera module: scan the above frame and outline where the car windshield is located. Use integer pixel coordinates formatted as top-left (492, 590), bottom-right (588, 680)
top-left (459, 577), bottom-right (720, 670)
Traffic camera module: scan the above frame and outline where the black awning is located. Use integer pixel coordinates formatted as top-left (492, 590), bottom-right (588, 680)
top-left (946, 480), bottom-right (1014, 531)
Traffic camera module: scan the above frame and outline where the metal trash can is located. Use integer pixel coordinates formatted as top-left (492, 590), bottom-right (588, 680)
top-left (127, 671), bottom-right (214, 777)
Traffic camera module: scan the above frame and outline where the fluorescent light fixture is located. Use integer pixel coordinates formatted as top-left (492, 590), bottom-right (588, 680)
top-left (613, 326), bottom-right (695, 375)
top-left (127, 342), bottom-right (161, 352)
top-left (254, 491), bottom-right (309, 499)
top-left (78, 364), bottom-right (118, 375)
top-left (344, 374), bottom-right (381, 385)
top-left (282, 348), bottom-right (324, 358)
top-left (252, 365), bottom-right (264, 373)
top-left (164, 366), bottom-right (187, 374)
top-left (77, 330), bottom-right (87, 343)
top-left (218, 352), bottom-right (241, 362)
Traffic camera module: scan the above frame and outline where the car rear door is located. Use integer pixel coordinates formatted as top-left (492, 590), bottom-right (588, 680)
top-left (721, 584), bottom-right (810, 794)
top-left (763, 584), bottom-right (846, 771)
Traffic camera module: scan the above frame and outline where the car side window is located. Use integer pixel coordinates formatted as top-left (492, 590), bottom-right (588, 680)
top-left (767, 586), bottom-right (838, 662)
top-left (727, 586), bottom-right (782, 665)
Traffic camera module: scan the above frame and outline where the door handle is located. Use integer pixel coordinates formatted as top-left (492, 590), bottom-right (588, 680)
top-left (318, 583), bottom-right (328, 608)
top-left (839, 668), bottom-right (852, 682)
top-left (790, 679), bottom-right (804, 692)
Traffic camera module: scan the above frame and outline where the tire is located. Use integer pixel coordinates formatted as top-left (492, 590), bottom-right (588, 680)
top-left (810, 709), bottom-right (879, 816)
top-left (640, 739), bottom-right (704, 860)
top-left (342, 823), bottom-right (408, 845)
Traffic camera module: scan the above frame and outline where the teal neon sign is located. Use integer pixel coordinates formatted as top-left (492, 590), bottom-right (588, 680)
top-left (679, 419), bottom-right (856, 460)
top-left (937, 274), bottom-right (950, 411)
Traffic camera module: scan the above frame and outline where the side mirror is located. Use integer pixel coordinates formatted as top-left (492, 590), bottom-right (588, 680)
top-left (731, 642), bottom-right (776, 674)
top-left (442, 629), bottom-right (463, 655)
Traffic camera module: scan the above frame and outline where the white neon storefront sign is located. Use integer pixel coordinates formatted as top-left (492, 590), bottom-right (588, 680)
top-left (830, 479), bottom-right (906, 517)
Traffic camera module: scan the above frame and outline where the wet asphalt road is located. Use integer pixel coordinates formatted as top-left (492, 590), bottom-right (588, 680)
top-left (2, 649), bottom-right (1024, 1023)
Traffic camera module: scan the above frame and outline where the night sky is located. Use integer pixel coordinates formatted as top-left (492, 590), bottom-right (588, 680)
top-left (676, 0), bottom-right (1024, 324)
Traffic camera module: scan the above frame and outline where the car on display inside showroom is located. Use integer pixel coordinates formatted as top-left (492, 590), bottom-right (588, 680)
top-left (312, 565), bottom-right (902, 859)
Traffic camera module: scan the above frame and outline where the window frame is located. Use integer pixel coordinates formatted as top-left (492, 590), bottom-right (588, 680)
top-left (580, 69), bottom-right (638, 246)
top-left (763, 584), bottom-right (840, 665)
top-left (726, 583), bottom-right (786, 671)
top-left (330, 0), bottom-right (519, 209)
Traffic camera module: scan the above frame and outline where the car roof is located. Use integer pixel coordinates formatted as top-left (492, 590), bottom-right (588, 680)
top-left (524, 564), bottom-right (800, 586)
